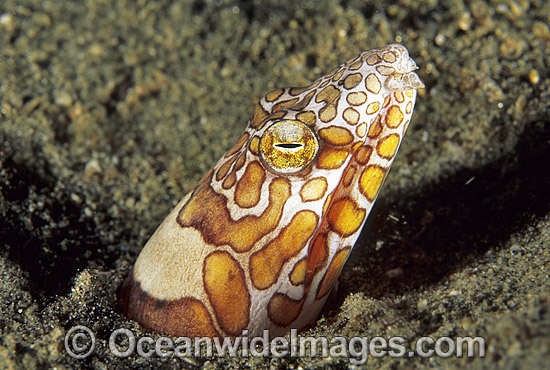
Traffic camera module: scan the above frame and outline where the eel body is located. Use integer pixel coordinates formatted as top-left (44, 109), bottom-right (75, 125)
top-left (119, 44), bottom-right (424, 338)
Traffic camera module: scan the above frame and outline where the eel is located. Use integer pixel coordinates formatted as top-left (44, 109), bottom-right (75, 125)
top-left (119, 43), bottom-right (424, 338)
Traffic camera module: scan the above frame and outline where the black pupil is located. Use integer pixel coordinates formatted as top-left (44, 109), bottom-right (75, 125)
top-left (275, 143), bottom-right (302, 149)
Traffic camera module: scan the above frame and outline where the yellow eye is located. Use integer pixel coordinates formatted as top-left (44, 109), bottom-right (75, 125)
top-left (259, 120), bottom-right (319, 174)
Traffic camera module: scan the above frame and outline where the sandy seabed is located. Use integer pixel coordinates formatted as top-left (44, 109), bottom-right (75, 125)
top-left (1, 0), bottom-right (549, 369)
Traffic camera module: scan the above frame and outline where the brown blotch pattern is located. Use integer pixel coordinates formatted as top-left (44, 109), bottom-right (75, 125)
top-left (296, 111), bottom-right (317, 127)
top-left (366, 53), bottom-right (381, 65)
top-left (222, 171), bottom-right (237, 189)
top-left (178, 178), bottom-right (291, 253)
top-left (319, 102), bottom-right (338, 123)
top-left (367, 116), bottom-right (383, 138)
top-left (346, 91), bottom-right (367, 106)
top-left (250, 103), bottom-right (269, 129)
top-left (265, 88), bottom-right (285, 102)
top-left (216, 156), bottom-right (236, 181)
top-left (316, 247), bottom-right (351, 300)
top-left (289, 80), bottom-right (320, 96)
top-left (249, 210), bottom-right (318, 290)
top-left (305, 232), bottom-right (329, 282)
top-left (343, 73), bottom-right (363, 89)
top-left (365, 73), bottom-right (382, 94)
top-left (355, 145), bottom-right (373, 165)
top-left (272, 97), bottom-right (300, 113)
top-left (234, 161), bottom-right (266, 208)
top-left (315, 85), bottom-right (340, 104)
top-left (224, 133), bottom-right (249, 158)
top-left (349, 59), bottom-right (363, 70)
top-left (268, 293), bottom-right (304, 327)
top-left (203, 251), bottom-right (250, 336)
top-left (382, 51), bottom-right (397, 63)
top-left (289, 90), bottom-right (315, 111)
top-left (234, 153), bottom-right (246, 172)
top-left (376, 65), bottom-right (395, 76)
top-left (331, 68), bottom-right (345, 82)
top-left (342, 165), bottom-right (356, 187)
top-left (119, 275), bottom-right (219, 337)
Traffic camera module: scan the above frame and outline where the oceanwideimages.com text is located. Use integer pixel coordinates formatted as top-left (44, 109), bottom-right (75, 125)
top-left (65, 326), bottom-right (485, 364)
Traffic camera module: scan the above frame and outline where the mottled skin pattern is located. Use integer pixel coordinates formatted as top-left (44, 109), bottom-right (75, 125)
top-left (119, 44), bottom-right (424, 338)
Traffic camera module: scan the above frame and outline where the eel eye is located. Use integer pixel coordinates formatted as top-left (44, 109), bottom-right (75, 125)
top-left (259, 120), bottom-right (319, 174)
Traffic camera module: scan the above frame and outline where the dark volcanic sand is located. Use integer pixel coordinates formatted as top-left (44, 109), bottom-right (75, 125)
top-left (1, 0), bottom-right (549, 369)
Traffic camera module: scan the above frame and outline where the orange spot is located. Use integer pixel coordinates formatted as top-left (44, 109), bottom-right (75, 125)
top-left (178, 177), bottom-right (291, 253)
top-left (377, 134), bottom-right (401, 159)
top-left (203, 251), bottom-right (250, 336)
top-left (316, 146), bottom-right (349, 169)
top-left (267, 293), bottom-right (304, 327)
top-left (318, 126), bottom-right (354, 146)
top-left (289, 259), bottom-right (307, 286)
top-left (385, 105), bottom-right (404, 129)
top-left (234, 161), bottom-right (266, 208)
top-left (316, 247), bottom-right (351, 300)
top-left (382, 95), bottom-right (391, 108)
top-left (300, 177), bottom-right (328, 202)
top-left (366, 102), bottom-right (380, 115)
top-left (359, 165), bottom-right (386, 201)
top-left (327, 198), bottom-right (366, 237)
top-left (249, 136), bottom-right (260, 155)
top-left (249, 211), bottom-right (318, 290)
